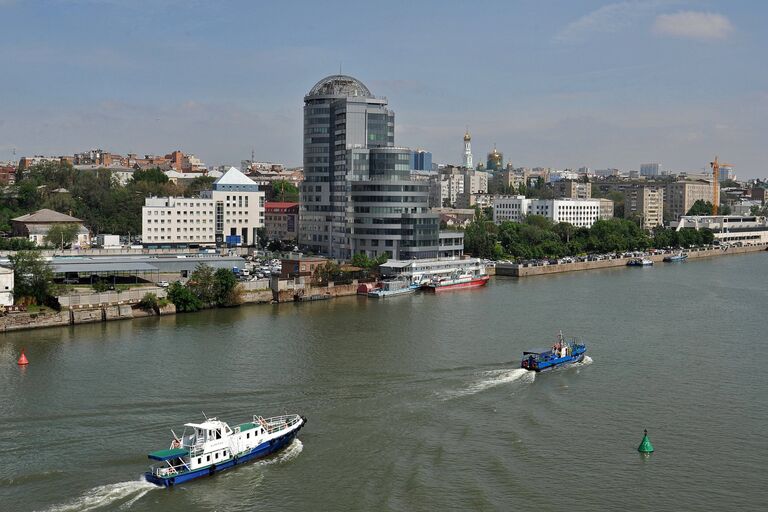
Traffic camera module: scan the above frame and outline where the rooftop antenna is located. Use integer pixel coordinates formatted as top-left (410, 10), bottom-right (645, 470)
top-left (339, 62), bottom-right (342, 75)
top-left (251, 148), bottom-right (255, 161)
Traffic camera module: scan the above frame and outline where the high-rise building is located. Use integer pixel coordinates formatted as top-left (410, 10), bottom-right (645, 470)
top-left (347, 147), bottom-right (439, 259)
top-left (410, 150), bottom-right (433, 171)
top-left (300, 75), bottom-right (394, 257)
top-left (664, 180), bottom-right (713, 220)
top-left (640, 163), bottom-right (661, 177)
top-left (463, 131), bottom-right (473, 169)
top-left (299, 74), bottom-right (443, 259)
top-left (624, 187), bottom-right (664, 229)
top-left (554, 180), bottom-right (592, 199)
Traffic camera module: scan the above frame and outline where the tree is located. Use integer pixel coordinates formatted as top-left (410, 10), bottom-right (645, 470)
top-left (44, 223), bottom-right (81, 249)
top-left (131, 167), bottom-right (169, 184)
top-left (213, 267), bottom-right (240, 306)
top-left (166, 281), bottom-right (203, 312)
top-left (268, 180), bottom-right (299, 202)
top-left (350, 253), bottom-right (388, 269)
top-left (9, 250), bottom-right (54, 305)
top-left (312, 261), bottom-right (342, 285)
top-left (186, 176), bottom-right (216, 196)
top-left (187, 263), bottom-right (217, 304)
top-left (686, 200), bottom-right (713, 216)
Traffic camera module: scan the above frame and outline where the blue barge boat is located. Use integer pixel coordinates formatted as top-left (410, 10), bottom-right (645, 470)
top-left (145, 413), bottom-right (306, 487)
top-left (521, 332), bottom-right (587, 372)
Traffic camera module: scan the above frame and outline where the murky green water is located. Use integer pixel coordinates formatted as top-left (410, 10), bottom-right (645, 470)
top-left (1, 253), bottom-right (767, 511)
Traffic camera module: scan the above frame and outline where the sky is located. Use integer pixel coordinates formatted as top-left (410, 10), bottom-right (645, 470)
top-left (1, 0), bottom-right (766, 177)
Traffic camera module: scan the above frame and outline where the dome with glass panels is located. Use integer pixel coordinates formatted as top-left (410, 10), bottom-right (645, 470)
top-left (307, 74), bottom-right (373, 98)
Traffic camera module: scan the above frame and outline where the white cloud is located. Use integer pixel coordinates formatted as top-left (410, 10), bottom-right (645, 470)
top-left (554, 1), bottom-right (662, 44)
top-left (652, 11), bottom-right (733, 40)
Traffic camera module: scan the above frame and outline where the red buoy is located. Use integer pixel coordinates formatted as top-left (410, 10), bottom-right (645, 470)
top-left (17, 349), bottom-right (29, 366)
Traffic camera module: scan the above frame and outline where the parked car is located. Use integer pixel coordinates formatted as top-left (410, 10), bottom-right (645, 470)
top-left (157, 281), bottom-right (170, 288)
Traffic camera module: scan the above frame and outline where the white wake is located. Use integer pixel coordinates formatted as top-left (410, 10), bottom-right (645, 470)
top-left (573, 355), bottom-right (593, 367)
top-left (259, 438), bottom-right (303, 466)
top-left (42, 478), bottom-right (157, 512)
top-left (442, 368), bottom-right (535, 400)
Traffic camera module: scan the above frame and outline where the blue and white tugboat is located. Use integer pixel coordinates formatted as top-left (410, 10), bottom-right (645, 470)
top-left (145, 413), bottom-right (307, 487)
top-left (521, 331), bottom-right (587, 372)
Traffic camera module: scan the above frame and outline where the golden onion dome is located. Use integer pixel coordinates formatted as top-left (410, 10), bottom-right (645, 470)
top-left (464, 131), bottom-right (471, 142)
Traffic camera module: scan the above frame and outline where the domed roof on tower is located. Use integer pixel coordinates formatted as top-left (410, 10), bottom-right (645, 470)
top-left (464, 130), bottom-right (471, 142)
top-left (307, 74), bottom-right (373, 98)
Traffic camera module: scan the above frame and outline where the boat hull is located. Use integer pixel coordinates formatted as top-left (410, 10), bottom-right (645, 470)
top-left (424, 275), bottom-right (489, 292)
top-left (527, 353), bottom-right (585, 372)
top-left (367, 288), bottom-right (417, 298)
top-left (145, 418), bottom-right (306, 487)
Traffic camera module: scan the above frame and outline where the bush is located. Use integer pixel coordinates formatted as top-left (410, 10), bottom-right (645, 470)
top-left (138, 292), bottom-right (159, 311)
top-left (92, 280), bottom-right (111, 292)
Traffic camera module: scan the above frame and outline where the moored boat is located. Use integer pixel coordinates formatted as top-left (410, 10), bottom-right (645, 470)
top-left (145, 413), bottom-right (306, 487)
top-left (663, 252), bottom-right (688, 262)
top-left (627, 257), bottom-right (653, 266)
top-left (521, 331), bottom-right (586, 372)
top-left (423, 273), bottom-right (489, 292)
top-left (367, 279), bottom-right (419, 298)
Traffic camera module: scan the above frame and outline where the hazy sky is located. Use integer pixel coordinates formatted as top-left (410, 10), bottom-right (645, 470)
top-left (1, 0), bottom-right (766, 177)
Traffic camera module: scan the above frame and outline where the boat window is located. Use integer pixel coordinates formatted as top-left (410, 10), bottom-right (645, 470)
top-left (215, 453), bottom-right (219, 459)
top-left (198, 457), bottom-right (201, 464)
top-left (207, 455), bottom-right (210, 462)
top-left (215, 429), bottom-right (222, 440)
top-left (247, 433), bottom-right (250, 438)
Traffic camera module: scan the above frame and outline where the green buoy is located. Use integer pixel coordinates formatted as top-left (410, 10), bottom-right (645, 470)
top-left (638, 429), bottom-right (654, 453)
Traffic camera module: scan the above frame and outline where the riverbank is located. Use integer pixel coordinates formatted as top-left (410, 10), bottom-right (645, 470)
top-left (495, 243), bottom-right (768, 277)
top-left (3, 244), bottom-right (765, 333)
top-left (0, 279), bottom-right (362, 333)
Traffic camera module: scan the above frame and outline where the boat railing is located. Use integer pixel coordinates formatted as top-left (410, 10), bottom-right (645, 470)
top-left (254, 414), bottom-right (302, 434)
top-left (149, 460), bottom-right (190, 478)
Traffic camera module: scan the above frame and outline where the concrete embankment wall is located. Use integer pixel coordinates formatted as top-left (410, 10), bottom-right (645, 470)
top-left (496, 244), bottom-right (768, 277)
top-left (0, 303), bottom-right (179, 332)
top-left (0, 279), bottom-right (361, 332)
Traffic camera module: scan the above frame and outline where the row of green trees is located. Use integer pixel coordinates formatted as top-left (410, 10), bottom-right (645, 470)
top-left (1, 162), bottom-right (214, 235)
top-left (166, 264), bottom-right (242, 312)
top-left (464, 214), bottom-right (715, 260)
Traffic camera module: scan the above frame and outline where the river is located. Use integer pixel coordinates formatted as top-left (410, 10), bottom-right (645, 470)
top-left (1, 253), bottom-right (767, 511)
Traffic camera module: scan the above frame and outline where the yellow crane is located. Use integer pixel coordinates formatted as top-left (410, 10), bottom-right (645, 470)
top-left (710, 156), bottom-right (734, 215)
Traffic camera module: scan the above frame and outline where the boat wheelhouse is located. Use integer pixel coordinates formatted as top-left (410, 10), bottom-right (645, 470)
top-left (145, 413), bottom-right (306, 487)
top-left (521, 331), bottom-right (587, 372)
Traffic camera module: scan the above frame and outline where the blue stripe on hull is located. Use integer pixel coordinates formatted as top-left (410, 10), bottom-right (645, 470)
top-left (145, 429), bottom-right (301, 487)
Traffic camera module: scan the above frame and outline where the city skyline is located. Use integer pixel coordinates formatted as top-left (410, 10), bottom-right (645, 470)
top-left (1, 1), bottom-right (767, 177)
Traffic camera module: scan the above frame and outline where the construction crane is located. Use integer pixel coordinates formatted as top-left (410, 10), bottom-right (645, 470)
top-left (710, 156), bottom-right (734, 215)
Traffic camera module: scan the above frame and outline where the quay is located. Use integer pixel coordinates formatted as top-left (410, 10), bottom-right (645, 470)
top-left (496, 244), bottom-right (768, 277)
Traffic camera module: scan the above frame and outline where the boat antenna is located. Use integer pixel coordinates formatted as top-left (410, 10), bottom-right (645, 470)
top-left (202, 411), bottom-right (208, 420)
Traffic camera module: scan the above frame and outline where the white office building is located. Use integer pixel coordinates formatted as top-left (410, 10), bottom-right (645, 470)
top-left (142, 167), bottom-right (265, 247)
top-left (492, 196), bottom-right (603, 228)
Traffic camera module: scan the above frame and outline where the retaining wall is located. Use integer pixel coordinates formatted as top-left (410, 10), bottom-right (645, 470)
top-left (496, 244), bottom-right (768, 277)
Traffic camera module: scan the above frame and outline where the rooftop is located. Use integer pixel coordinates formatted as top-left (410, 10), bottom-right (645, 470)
top-left (307, 74), bottom-right (372, 98)
top-left (12, 209), bottom-right (83, 224)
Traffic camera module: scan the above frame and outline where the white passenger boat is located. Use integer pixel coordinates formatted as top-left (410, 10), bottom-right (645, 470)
top-left (145, 413), bottom-right (306, 487)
